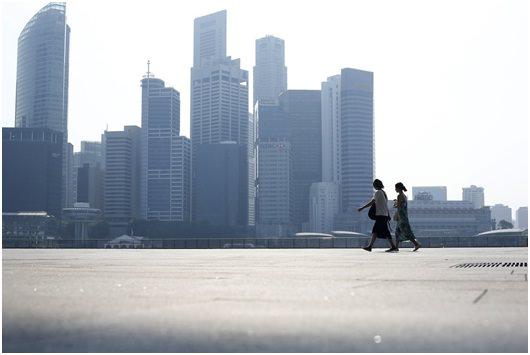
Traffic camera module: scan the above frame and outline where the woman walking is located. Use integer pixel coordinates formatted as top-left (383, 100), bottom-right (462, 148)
top-left (393, 182), bottom-right (421, 251)
top-left (358, 179), bottom-right (398, 252)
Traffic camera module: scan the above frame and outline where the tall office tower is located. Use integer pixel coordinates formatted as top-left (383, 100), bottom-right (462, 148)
top-left (309, 182), bottom-right (340, 233)
top-left (257, 139), bottom-right (294, 236)
top-left (462, 185), bottom-right (485, 209)
top-left (195, 142), bottom-right (248, 226)
top-left (490, 204), bottom-right (513, 227)
top-left (339, 68), bottom-right (374, 212)
top-left (3, 128), bottom-right (63, 218)
top-left (73, 141), bottom-right (104, 208)
top-left (140, 71), bottom-right (188, 221)
top-left (193, 10), bottom-right (227, 67)
top-left (15, 2), bottom-right (71, 209)
top-left (253, 36), bottom-right (287, 105)
top-left (412, 186), bottom-right (447, 201)
top-left (516, 207), bottom-right (528, 229)
top-left (103, 126), bottom-right (141, 236)
top-left (248, 113), bottom-right (257, 226)
top-left (321, 75), bottom-right (342, 185)
top-left (280, 90), bottom-right (322, 230)
top-left (191, 10), bottom-right (249, 224)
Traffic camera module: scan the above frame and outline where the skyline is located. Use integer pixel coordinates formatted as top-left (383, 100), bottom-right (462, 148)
top-left (1, 0), bottom-right (528, 211)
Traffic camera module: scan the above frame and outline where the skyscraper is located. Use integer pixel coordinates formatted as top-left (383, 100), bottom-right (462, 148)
top-left (191, 10), bottom-right (249, 225)
top-left (15, 2), bottom-right (71, 209)
top-left (3, 128), bottom-right (63, 219)
top-left (280, 90), bottom-right (322, 229)
top-left (140, 70), bottom-right (189, 222)
top-left (253, 36), bottom-right (287, 105)
top-left (321, 75), bottom-right (342, 185)
top-left (195, 142), bottom-right (248, 226)
top-left (339, 68), bottom-right (374, 212)
top-left (193, 10), bottom-right (227, 67)
top-left (103, 126), bottom-right (141, 236)
top-left (309, 182), bottom-right (339, 233)
top-left (255, 92), bottom-right (321, 233)
top-left (462, 185), bottom-right (485, 209)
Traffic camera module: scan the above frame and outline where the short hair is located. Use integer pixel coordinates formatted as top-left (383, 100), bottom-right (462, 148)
top-left (395, 182), bottom-right (407, 191)
top-left (373, 179), bottom-right (384, 189)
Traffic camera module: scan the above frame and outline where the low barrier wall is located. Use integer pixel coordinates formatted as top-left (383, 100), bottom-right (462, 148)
top-left (2, 235), bottom-right (527, 249)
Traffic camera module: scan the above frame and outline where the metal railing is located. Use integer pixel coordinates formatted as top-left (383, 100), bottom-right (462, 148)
top-left (2, 235), bottom-right (528, 249)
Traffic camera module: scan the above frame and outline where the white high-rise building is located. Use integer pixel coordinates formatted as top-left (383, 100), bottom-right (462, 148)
top-left (516, 207), bottom-right (528, 229)
top-left (490, 204), bottom-right (512, 227)
top-left (253, 35), bottom-right (287, 105)
top-left (462, 185), bottom-right (485, 209)
top-left (309, 182), bottom-right (339, 233)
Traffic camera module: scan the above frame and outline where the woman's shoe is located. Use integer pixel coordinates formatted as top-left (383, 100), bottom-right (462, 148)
top-left (413, 243), bottom-right (421, 252)
top-left (362, 246), bottom-right (372, 252)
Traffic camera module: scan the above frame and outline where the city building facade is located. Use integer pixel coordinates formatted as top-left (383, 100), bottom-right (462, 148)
top-left (3, 127), bottom-right (63, 219)
top-left (412, 186), bottom-right (447, 201)
top-left (191, 10), bottom-right (249, 224)
top-left (194, 142), bottom-right (248, 226)
top-left (140, 74), bottom-right (189, 222)
top-left (253, 35), bottom-right (287, 105)
top-left (15, 2), bottom-right (71, 210)
top-left (309, 182), bottom-right (340, 233)
top-left (516, 207), bottom-right (528, 230)
top-left (462, 185), bottom-right (485, 209)
top-left (490, 204), bottom-right (513, 227)
top-left (103, 126), bottom-right (141, 236)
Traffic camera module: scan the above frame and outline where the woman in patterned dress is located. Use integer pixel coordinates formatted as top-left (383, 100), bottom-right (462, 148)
top-left (393, 182), bottom-right (421, 251)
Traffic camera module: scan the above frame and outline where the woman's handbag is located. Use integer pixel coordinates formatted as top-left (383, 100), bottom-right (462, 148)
top-left (368, 204), bottom-right (376, 220)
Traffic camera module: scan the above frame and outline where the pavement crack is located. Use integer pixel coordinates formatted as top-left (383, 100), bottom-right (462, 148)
top-left (473, 289), bottom-right (488, 304)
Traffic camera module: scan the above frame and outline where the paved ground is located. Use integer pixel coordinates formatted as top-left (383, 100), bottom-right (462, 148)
top-left (2, 248), bottom-right (528, 352)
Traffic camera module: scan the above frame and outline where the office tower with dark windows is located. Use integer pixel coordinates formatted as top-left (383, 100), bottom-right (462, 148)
top-left (253, 36), bottom-right (287, 105)
top-left (320, 68), bottom-right (373, 233)
top-left (140, 72), bottom-right (189, 222)
top-left (3, 128), bottom-right (63, 219)
top-left (195, 142), bottom-right (248, 226)
top-left (103, 126), bottom-right (141, 236)
top-left (280, 90), bottom-right (322, 230)
top-left (191, 10), bottom-right (249, 225)
top-left (73, 141), bottom-right (104, 210)
top-left (15, 2), bottom-right (71, 209)
top-left (255, 92), bottom-right (321, 233)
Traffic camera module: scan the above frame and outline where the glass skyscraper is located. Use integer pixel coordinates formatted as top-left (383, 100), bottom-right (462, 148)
top-left (15, 2), bottom-right (70, 138)
top-left (253, 36), bottom-right (287, 106)
top-left (141, 74), bottom-right (190, 222)
top-left (191, 10), bottom-right (249, 225)
top-left (15, 2), bottom-right (71, 209)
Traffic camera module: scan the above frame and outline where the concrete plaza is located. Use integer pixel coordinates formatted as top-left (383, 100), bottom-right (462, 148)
top-left (2, 248), bottom-right (528, 352)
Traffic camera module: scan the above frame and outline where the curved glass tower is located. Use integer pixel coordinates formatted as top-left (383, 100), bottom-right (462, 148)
top-left (15, 2), bottom-right (70, 139)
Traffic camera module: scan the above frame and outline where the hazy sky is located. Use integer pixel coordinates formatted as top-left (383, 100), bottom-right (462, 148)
top-left (1, 0), bottom-right (528, 214)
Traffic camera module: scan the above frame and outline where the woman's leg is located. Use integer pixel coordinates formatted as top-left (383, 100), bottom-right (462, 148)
top-left (367, 233), bottom-right (377, 247)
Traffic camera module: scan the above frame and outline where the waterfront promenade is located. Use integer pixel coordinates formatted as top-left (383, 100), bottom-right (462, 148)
top-left (2, 248), bottom-right (528, 352)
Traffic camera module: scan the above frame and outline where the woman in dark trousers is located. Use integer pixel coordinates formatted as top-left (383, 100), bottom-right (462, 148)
top-left (393, 182), bottom-right (421, 251)
top-left (358, 179), bottom-right (398, 252)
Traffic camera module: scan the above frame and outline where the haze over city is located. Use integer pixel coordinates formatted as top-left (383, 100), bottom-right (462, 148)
top-left (1, 0), bottom-right (528, 212)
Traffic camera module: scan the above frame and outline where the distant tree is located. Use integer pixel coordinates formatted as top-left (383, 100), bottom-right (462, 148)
top-left (497, 219), bottom-right (513, 230)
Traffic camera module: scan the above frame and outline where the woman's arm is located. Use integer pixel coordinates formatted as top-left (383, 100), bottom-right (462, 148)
top-left (358, 199), bottom-right (375, 212)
